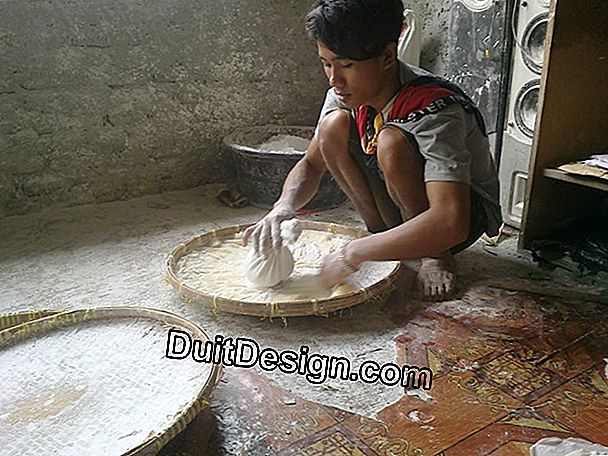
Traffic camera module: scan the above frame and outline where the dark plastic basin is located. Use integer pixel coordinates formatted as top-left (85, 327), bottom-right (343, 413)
top-left (223, 125), bottom-right (347, 210)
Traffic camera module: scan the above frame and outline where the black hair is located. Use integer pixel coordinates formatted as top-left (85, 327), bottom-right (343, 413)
top-left (305, 0), bottom-right (404, 61)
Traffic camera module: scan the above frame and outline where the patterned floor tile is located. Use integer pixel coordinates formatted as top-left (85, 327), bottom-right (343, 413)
top-left (478, 348), bottom-right (566, 403)
top-left (425, 286), bottom-right (564, 338)
top-left (522, 318), bottom-right (596, 358)
top-left (218, 368), bottom-right (339, 451)
top-left (162, 288), bottom-right (608, 455)
top-left (393, 315), bottom-right (513, 378)
top-left (443, 407), bottom-right (580, 455)
top-left (488, 442), bottom-right (532, 456)
top-left (343, 371), bottom-right (524, 455)
top-left (342, 415), bottom-right (426, 456)
top-left (540, 336), bottom-right (598, 381)
top-left (532, 368), bottom-right (608, 445)
top-left (319, 405), bottom-right (356, 424)
top-left (278, 424), bottom-right (376, 456)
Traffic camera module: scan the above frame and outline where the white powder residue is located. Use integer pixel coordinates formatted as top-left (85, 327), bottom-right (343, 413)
top-left (408, 410), bottom-right (421, 422)
top-left (0, 318), bottom-right (212, 456)
top-left (405, 388), bottom-right (434, 402)
top-left (530, 437), bottom-right (608, 456)
top-left (256, 134), bottom-right (310, 155)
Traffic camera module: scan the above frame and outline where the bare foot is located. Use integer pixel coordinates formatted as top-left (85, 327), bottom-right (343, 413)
top-left (415, 255), bottom-right (457, 301)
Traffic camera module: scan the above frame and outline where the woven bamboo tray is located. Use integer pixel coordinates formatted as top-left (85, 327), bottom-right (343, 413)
top-left (0, 307), bottom-right (222, 456)
top-left (165, 221), bottom-right (400, 318)
top-left (0, 309), bottom-right (64, 331)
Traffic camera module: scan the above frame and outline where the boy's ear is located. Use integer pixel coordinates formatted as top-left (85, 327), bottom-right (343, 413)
top-left (380, 43), bottom-right (398, 69)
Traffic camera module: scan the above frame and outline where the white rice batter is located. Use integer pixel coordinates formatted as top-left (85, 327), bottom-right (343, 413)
top-left (176, 229), bottom-right (397, 303)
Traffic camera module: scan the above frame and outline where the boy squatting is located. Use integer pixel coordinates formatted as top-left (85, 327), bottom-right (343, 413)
top-left (243, 0), bottom-right (501, 301)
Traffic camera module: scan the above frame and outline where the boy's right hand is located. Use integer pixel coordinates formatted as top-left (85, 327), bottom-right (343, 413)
top-left (242, 204), bottom-right (295, 257)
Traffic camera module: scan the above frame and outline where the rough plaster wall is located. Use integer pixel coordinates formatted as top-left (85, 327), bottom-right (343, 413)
top-left (404, 0), bottom-right (452, 76)
top-left (0, 0), bottom-right (328, 216)
top-left (0, 0), bottom-right (452, 217)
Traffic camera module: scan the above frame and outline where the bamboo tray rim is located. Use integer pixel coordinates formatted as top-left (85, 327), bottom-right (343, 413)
top-left (165, 221), bottom-right (400, 317)
top-left (0, 306), bottom-right (222, 456)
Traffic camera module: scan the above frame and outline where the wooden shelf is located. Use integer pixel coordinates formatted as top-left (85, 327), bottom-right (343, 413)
top-left (543, 168), bottom-right (608, 192)
top-left (520, 0), bottom-right (608, 249)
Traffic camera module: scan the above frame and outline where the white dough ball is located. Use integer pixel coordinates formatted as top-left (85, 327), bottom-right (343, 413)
top-left (244, 246), bottom-right (295, 288)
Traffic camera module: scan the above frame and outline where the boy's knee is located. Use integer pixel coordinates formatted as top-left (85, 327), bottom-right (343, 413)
top-left (316, 110), bottom-right (353, 167)
top-left (376, 127), bottom-right (416, 174)
top-left (317, 110), bottom-right (351, 156)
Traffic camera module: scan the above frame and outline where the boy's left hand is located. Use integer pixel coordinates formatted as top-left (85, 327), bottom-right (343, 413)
top-left (319, 251), bottom-right (355, 289)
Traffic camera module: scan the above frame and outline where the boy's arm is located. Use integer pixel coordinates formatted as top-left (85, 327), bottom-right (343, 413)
top-left (320, 180), bottom-right (471, 286)
top-left (242, 136), bottom-right (327, 255)
top-left (274, 135), bottom-right (327, 211)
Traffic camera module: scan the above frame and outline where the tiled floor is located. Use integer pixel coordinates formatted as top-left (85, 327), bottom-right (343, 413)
top-left (1, 185), bottom-right (606, 455)
top-left (163, 275), bottom-right (608, 455)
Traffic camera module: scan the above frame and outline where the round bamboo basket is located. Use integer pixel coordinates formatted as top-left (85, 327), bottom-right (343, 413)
top-left (165, 221), bottom-right (400, 318)
top-left (0, 309), bottom-right (64, 332)
top-left (0, 307), bottom-right (222, 456)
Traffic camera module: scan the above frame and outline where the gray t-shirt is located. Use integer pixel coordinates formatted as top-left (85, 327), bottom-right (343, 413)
top-left (315, 61), bottom-right (502, 236)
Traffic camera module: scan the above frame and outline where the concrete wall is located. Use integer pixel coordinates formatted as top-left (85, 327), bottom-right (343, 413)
top-left (0, 0), bottom-right (452, 216)
top-left (404, 0), bottom-right (452, 76)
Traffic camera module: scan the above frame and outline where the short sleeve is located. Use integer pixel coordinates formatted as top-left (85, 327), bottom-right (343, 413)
top-left (386, 103), bottom-right (472, 184)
